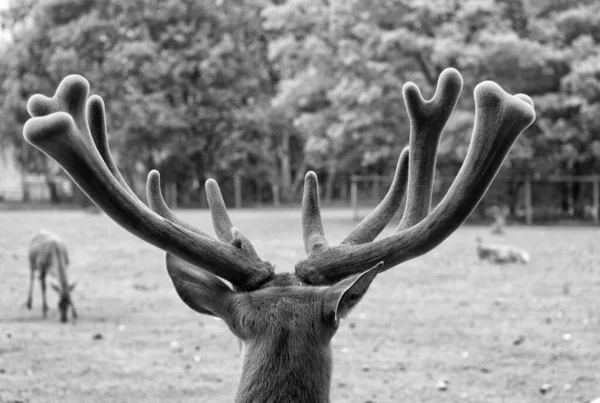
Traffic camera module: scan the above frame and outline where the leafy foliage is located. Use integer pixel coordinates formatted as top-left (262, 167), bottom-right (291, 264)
top-left (0, 0), bottom-right (599, 204)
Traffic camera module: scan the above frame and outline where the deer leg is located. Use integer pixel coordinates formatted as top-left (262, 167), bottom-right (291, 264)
top-left (25, 265), bottom-right (35, 309)
top-left (70, 302), bottom-right (78, 320)
top-left (40, 272), bottom-right (48, 319)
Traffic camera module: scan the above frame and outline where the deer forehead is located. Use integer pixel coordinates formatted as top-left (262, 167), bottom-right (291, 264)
top-left (234, 287), bottom-right (326, 323)
top-left (228, 287), bottom-right (332, 340)
top-left (244, 286), bottom-right (324, 308)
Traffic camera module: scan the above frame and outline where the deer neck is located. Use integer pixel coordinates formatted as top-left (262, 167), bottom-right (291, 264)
top-left (50, 243), bottom-right (69, 291)
top-left (235, 335), bottom-right (333, 403)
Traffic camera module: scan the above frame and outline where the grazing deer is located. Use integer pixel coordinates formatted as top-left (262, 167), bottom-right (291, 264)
top-left (23, 67), bottom-right (535, 402)
top-left (26, 229), bottom-right (77, 323)
top-left (476, 236), bottom-right (530, 264)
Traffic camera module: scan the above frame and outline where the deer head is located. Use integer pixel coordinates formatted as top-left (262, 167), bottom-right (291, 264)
top-left (23, 68), bottom-right (535, 402)
top-left (52, 281), bottom-right (77, 322)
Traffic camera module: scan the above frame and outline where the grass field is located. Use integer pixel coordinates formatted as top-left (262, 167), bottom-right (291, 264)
top-left (0, 209), bottom-right (599, 403)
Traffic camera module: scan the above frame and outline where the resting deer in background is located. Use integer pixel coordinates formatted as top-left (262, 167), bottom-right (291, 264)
top-left (26, 229), bottom-right (77, 323)
top-left (476, 236), bottom-right (530, 264)
top-left (23, 67), bottom-right (535, 402)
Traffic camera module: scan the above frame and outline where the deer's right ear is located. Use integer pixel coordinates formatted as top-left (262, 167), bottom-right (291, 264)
top-left (322, 262), bottom-right (382, 323)
top-left (165, 254), bottom-right (235, 320)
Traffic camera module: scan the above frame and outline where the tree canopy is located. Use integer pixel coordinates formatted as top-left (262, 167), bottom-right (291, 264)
top-left (0, 0), bottom-right (598, 205)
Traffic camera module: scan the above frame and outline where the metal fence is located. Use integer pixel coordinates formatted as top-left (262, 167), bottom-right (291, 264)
top-left (350, 174), bottom-right (600, 225)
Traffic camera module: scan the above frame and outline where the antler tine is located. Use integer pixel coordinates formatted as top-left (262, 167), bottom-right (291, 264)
top-left (205, 179), bottom-right (259, 257)
top-left (147, 170), bottom-right (211, 237)
top-left (23, 75), bottom-right (273, 291)
top-left (302, 171), bottom-right (329, 255)
top-left (396, 68), bottom-right (463, 231)
top-left (87, 95), bottom-right (138, 200)
top-left (148, 172), bottom-right (259, 257)
top-left (342, 147), bottom-right (409, 246)
top-left (205, 179), bottom-right (236, 243)
top-left (296, 80), bottom-right (536, 286)
top-left (149, 174), bottom-right (252, 302)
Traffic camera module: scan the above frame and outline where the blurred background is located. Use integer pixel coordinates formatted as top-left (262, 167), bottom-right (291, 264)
top-left (1, 2), bottom-right (600, 403)
top-left (0, 0), bottom-right (599, 224)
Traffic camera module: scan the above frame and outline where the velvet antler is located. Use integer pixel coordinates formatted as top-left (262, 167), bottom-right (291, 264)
top-left (23, 75), bottom-right (274, 291)
top-left (295, 68), bottom-right (535, 286)
top-left (22, 68), bottom-right (535, 291)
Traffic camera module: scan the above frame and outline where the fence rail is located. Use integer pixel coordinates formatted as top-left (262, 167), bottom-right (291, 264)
top-left (350, 175), bottom-right (600, 225)
top-left (5, 172), bottom-right (600, 226)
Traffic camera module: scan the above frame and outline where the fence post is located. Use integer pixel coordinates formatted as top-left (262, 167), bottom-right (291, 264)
top-left (340, 178), bottom-right (348, 201)
top-left (524, 177), bottom-right (533, 225)
top-left (350, 176), bottom-right (359, 222)
top-left (234, 174), bottom-right (242, 209)
top-left (593, 176), bottom-right (599, 225)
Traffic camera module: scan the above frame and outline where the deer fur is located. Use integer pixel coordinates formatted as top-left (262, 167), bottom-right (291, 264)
top-left (166, 254), bottom-right (380, 403)
top-left (26, 229), bottom-right (77, 323)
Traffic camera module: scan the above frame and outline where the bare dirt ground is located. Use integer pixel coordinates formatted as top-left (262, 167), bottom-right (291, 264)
top-left (0, 209), bottom-right (599, 403)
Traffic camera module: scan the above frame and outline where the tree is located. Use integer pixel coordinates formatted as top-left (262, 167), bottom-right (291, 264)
top-left (2, 0), bottom-right (599, 211)
top-left (0, 0), bottom-right (279, 205)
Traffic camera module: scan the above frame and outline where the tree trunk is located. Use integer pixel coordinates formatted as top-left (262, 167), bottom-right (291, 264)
top-left (73, 185), bottom-right (93, 207)
top-left (272, 183), bottom-right (280, 207)
top-left (21, 169), bottom-right (30, 203)
top-left (192, 152), bottom-right (208, 208)
top-left (198, 184), bottom-right (207, 208)
top-left (291, 161), bottom-right (308, 198)
top-left (278, 129), bottom-right (292, 203)
top-left (340, 176), bottom-right (348, 202)
top-left (324, 162), bottom-right (337, 203)
top-left (21, 182), bottom-right (30, 203)
top-left (572, 162), bottom-right (584, 217)
top-left (20, 138), bottom-right (31, 203)
top-left (508, 179), bottom-right (522, 217)
top-left (563, 161), bottom-right (575, 217)
top-left (45, 176), bottom-right (60, 204)
top-left (234, 174), bottom-right (243, 208)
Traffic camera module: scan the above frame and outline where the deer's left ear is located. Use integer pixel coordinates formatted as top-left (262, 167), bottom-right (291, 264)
top-left (51, 283), bottom-right (61, 294)
top-left (322, 262), bottom-right (382, 323)
top-left (165, 253), bottom-right (235, 320)
top-left (68, 282), bottom-right (77, 292)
